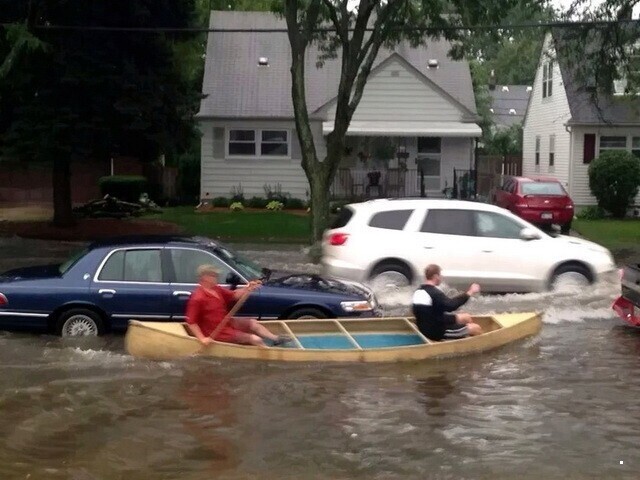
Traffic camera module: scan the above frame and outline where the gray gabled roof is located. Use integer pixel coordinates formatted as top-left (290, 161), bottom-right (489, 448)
top-left (197, 11), bottom-right (477, 120)
top-left (552, 28), bottom-right (640, 125)
top-left (488, 85), bottom-right (531, 128)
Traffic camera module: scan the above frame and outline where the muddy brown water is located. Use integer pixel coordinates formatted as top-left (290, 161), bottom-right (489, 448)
top-left (0, 237), bottom-right (638, 480)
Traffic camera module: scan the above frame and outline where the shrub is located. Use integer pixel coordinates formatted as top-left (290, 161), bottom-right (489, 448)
top-left (229, 202), bottom-right (244, 211)
top-left (576, 205), bottom-right (606, 220)
top-left (589, 150), bottom-right (640, 218)
top-left (247, 197), bottom-right (268, 208)
top-left (99, 175), bottom-right (148, 203)
top-left (284, 198), bottom-right (306, 209)
top-left (177, 154), bottom-right (200, 203)
top-left (266, 200), bottom-right (284, 211)
top-left (212, 197), bottom-right (230, 207)
top-left (230, 184), bottom-right (244, 202)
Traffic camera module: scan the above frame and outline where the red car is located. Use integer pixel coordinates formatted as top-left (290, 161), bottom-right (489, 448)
top-left (494, 176), bottom-right (574, 233)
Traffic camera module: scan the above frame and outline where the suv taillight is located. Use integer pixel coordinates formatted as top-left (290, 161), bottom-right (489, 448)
top-left (328, 233), bottom-right (349, 246)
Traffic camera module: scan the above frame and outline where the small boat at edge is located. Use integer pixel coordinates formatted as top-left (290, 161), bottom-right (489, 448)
top-left (124, 312), bottom-right (542, 363)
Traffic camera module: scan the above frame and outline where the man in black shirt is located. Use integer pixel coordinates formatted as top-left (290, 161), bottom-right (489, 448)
top-left (412, 264), bottom-right (482, 341)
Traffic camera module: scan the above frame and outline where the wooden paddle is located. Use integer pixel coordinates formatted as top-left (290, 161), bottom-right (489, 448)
top-left (208, 283), bottom-right (258, 341)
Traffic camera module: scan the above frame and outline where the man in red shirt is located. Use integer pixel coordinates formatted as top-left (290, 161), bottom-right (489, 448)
top-left (185, 264), bottom-right (290, 347)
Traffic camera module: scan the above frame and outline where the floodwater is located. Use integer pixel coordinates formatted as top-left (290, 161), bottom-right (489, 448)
top-left (0, 237), bottom-right (639, 480)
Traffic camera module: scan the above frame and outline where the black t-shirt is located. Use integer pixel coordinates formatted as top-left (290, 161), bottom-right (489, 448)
top-left (411, 284), bottom-right (469, 340)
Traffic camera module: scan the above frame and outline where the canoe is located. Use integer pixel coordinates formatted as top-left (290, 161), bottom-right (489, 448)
top-left (124, 312), bottom-right (542, 363)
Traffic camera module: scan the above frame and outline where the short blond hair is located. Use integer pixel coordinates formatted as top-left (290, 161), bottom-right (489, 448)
top-left (424, 264), bottom-right (441, 280)
top-left (197, 264), bottom-right (220, 278)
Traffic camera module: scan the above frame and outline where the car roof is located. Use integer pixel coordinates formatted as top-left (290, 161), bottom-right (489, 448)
top-left (345, 198), bottom-right (503, 213)
top-left (87, 235), bottom-right (221, 250)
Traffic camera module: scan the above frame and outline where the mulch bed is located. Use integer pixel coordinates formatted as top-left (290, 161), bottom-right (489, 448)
top-left (0, 218), bottom-right (184, 242)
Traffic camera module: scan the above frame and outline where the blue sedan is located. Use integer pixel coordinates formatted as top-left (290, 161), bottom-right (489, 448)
top-left (0, 235), bottom-right (379, 336)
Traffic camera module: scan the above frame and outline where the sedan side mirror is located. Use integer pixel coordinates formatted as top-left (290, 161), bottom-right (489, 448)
top-left (226, 272), bottom-right (242, 290)
top-left (519, 227), bottom-right (541, 241)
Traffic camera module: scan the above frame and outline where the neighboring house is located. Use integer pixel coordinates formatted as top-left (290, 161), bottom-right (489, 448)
top-left (522, 31), bottom-right (640, 209)
top-left (196, 11), bottom-right (481, 201)
top-left (488, 84), bottom-right (532, 130)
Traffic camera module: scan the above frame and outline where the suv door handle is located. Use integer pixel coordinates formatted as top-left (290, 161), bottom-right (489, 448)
top-left (98, 289), bottom-right (116, 295)
top-left (423, 246), bottom-right (434, 249)
top-left (173, 291), bottom-right (192, 297)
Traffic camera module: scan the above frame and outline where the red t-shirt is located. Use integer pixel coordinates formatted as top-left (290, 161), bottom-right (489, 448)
top-left (185, 285), bottom-right (238, 341)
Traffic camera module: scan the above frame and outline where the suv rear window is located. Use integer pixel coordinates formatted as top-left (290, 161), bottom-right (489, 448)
top-left (330, 207), bottom-right (354, 229)
top-left (421, 209), bottom-right (475, 236)
top-left (368, 209), bottom-right (413, 230)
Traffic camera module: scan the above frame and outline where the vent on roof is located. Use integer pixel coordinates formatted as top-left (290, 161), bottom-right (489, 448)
top-left (526, 86), bottom-right (533, 92)
top-left (501, 85), bottom-right (510, 92)
top-left (509, 108), bottom-right (517, 115)
top-left (258, 57), bottom-right (269, 66)
top-left (489, 108), bottom-right (494, 113)
top-left (427, 59), bottom-right (439, 68)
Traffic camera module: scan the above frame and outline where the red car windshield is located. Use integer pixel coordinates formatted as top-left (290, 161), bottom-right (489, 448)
top-left (521, 182), bottom-right (565, 196)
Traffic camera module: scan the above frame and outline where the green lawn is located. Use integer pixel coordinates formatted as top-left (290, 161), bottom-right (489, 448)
top-left (152, 206), bottom-right (311, 243)
top-left (573, 218), bottom-right (640, 258)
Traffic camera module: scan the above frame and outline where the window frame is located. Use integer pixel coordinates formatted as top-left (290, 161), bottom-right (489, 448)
top-left (167, 247), bottom-right (244, 286)
top-left (226, 128), bottom-right (291, 159)
top-left (94, 247), bottom-right (165, 285)
top-left (474, 211), bottom-right (525, 240)
top-left (416, 136), bottom-right (442, 192)
top-left (599, 136), bottom-right (628, 153)
top-left (419, 209), bottom-right (476, 237)
top-left (367, 209), bottom-right (415, 231)
top-left (535, 136), bottom-right (541, 166)
top-left (542, 60), bottom-right (553, 98)
top-left (549, 134), bottom-right (555, 168)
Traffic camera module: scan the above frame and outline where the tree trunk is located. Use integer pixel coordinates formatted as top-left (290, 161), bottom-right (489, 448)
top-left (308, 167), bottom-right (332, 243)
top-left (52, 154), bottom-right (75, 227)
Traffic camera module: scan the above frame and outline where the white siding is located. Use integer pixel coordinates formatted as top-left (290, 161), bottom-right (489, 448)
top-left (522, 33), bottom-right (572, 188)
top-left (199, 119), bottom-right (324, 200)
top-left (570, 126), bottom-right (640, 207)
top-left (325, 58), bottom-right (469, 123)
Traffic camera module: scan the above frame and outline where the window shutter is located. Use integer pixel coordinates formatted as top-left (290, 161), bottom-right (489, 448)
top-left (213, 127), bottom-right (225, 158)
top-left (583, 134), bottom-right (596, 164)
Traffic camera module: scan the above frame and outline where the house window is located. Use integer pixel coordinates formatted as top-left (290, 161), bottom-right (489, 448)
top-left (261, 130), bottom-right (288, 156)
top-left (633, 137), bottom-right (640, 159)
top-left (542, 61), bottom-right (553, 98)
top-left (549, 135), bottom-right (555, 167)
top-left (599, 136), bottom-right (627, 153)
top-left (535, 136), bottom-right (540, 165)
top-left (228, 130), bottom-right (256, 156)
top-left (227, 129), bottom-right (289, 157)
top-left (417, 137), bottom-right (441, 191)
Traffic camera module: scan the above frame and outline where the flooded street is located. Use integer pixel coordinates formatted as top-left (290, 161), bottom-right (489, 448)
top-left (1, 237), bottom-right (639, 479)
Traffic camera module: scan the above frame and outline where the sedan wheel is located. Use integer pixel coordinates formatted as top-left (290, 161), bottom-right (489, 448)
top-left (57, 309), bottom-right (104, 337)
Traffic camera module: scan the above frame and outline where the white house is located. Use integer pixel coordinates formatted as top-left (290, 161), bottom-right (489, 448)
top-left (523, 31), bottom-right (640, 209)
top-left (196, 11), bottom-right (481, 201)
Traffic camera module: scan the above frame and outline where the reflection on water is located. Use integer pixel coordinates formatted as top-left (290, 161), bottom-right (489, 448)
top-left (0, 239), bottom-right (638, 479)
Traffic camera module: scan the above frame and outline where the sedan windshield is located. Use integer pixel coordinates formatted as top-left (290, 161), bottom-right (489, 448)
top-left (213, 245), bottom-right (263, 280)
top-left (521, 182), bottom-right (565, 195)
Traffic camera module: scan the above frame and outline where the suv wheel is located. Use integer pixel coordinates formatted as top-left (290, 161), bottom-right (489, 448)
top-left (550, 264), bottom-right (591, 291)
top-left (370, 263), bottom-right (412, 290)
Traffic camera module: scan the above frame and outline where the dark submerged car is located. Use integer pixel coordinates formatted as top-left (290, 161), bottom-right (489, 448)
top-left (0, 236), bottom-right (379, 336)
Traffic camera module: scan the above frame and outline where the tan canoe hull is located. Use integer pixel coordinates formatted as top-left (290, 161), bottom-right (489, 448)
top-left (124, 313), bottom-right (542, 363)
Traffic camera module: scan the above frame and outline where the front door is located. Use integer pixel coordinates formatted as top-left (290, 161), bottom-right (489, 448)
top-left (89, 247), bottom-right (171, 330)
top-left (166, 247), bottom-right (262, 320)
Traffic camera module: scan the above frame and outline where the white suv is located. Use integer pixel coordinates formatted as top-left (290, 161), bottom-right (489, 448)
top-left (321, 199), bottom-right (617, 293)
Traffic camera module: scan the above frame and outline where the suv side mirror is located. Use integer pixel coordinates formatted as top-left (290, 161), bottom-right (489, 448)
top-left (519, 227), bottom-right (541, 241)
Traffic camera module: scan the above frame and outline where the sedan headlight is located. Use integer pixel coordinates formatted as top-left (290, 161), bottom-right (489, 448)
top-left (340, 300), bottom-right (373, 312)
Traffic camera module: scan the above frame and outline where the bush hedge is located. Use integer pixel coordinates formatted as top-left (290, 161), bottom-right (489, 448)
top-left (589, 150), bottom-right (640, 218)
top-left (99, 175), bottom-right (148, 203)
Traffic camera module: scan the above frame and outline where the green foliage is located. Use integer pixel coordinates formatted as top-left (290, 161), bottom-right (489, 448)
top-left (484, 123), bottom-right (523, 155)
top-left (177, 153), bottom-right (200, 202)
top-left (247, 196), bottom-right (269, 208)
top-left (229, 202), bottom-right (244, 211)
top-left (266, 200), bottom-right (284, 211)
top-left (212, 196), bottom-right (230, 207)
top-left (284, 198), bottom-right (306, 210)
top-left (99, 175), bottom-right (149, 203)
top-left (588, 150), bottom-right (640, 218)
top-left (576, 205), bottom-right (606, 220)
